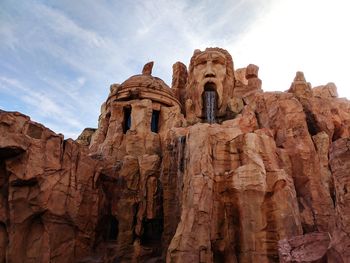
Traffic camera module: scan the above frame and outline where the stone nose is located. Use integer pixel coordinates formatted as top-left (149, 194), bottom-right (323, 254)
top-left (204, 62), bottom-right (216, 78)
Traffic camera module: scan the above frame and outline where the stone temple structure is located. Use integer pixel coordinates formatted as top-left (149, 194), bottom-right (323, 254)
top-left (1, 47), bottom-right (350, 262)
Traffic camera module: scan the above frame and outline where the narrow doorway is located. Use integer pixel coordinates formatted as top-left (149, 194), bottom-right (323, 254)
top-left (151, 110), bottom-right (160, 133)
top-left (123, 107), bottom-right (131, 133)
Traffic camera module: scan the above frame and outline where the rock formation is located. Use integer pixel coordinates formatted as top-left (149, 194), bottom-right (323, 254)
top-left (1, 47), bottom-right (350, 262)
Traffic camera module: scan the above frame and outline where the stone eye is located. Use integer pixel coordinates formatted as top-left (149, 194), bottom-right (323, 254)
top-left (195, 59), bottom-right (207, 67)
top-left (213, 59), bottom-right (225, 65)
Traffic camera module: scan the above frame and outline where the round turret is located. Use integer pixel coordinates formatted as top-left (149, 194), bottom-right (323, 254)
top-left (107, 71), bottom-right (180, 108)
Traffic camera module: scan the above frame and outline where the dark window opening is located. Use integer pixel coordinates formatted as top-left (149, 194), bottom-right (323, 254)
top-left (151, 110), bottom-right (160, 133)
top-left (11, 177), bottom-right (38, 187)
top-left (123, 107), bottom-right (131, 133)
top-left (202, 82), bottom-right (217, 124)
top-left (104, 215), bottom-right (119, 241)
top-left (213, 250), bottom-right (225, 263)
top-left (140, 218), bottom-right (163, 247)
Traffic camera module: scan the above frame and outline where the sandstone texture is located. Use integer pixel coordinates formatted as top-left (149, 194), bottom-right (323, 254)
top-left (1, 48), bottom-right (350, 262)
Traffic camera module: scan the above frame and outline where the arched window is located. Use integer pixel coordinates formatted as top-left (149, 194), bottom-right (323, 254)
top-left (123, 107), bottom-right (131, 133)
top-left (151, 110), bottom-right (160, 133)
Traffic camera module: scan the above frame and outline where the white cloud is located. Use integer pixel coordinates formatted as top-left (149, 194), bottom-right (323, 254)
top-left (0, 76), bottom-right (83, 136)
top-left (127, 0), bottom-right (272, 84)
top-left (228, 0), bottom-right (350, 97)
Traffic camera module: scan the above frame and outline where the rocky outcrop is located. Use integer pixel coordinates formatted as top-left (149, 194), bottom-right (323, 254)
top-left (164, 119), bottom-right (301, 262)
top-left (76, 128), bottom-right (96, 146)
top-left (278, 232), bottom-right (332, 262)
top-left (0, 111), bottom-right (100, 263)
top-left (1, 48), bottom-right (350, 262)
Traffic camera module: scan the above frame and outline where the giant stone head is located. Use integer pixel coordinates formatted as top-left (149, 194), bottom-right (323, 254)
top-left (185, 47), bottom-right (235, 123)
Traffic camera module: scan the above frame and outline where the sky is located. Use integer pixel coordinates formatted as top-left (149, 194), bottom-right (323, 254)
top-left (1, 0), bottom-right (349, 139)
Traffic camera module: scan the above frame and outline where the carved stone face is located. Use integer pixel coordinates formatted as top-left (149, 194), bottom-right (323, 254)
top-left (185, 48), bottom-right (235, 122)
top-left (193, 51), bottom-right (227, 109)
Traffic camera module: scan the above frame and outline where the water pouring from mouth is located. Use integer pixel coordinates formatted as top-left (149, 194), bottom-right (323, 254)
top-left (202, 82), bottom-right (217, 124)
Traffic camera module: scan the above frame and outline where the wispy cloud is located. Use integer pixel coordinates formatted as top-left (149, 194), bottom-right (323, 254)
top-left (0, 1), bottom-right (133, 138)
top-left (0, 24), bottom-right (18, 50)
top-left (0, 76), bottom-right (83, 136)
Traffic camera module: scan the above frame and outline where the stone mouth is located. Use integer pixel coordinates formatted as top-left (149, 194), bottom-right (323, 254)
top-left (203, 82), bottom-right (216, 92)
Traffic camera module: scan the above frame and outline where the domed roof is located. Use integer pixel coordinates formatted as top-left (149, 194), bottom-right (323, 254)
top-left (107, 63), bottom-right (180, 107)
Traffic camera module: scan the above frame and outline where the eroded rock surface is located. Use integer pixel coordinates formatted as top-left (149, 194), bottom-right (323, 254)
top-left (1, 48), bottom-right (350, 262)
top-left (0, 111), bottom-right (100, 263)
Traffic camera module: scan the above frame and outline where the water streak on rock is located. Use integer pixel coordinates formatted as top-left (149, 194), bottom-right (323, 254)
top-left (204, 91), bottom-right (217, 124)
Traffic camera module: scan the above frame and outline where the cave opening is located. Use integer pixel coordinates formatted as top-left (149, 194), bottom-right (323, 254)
top-left (202, 82), bottom-right (217, 124)
top-left (140, 218), bottom-right (163, 247)
top-left (97, 215), bottom-right (119, 242)
top-left (106, 216), bottom-right (119, 241)
top-left (123, 107), bottom-right (131, 133)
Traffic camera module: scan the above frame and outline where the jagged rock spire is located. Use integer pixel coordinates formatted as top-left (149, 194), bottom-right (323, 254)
top-left (142, 61), bottom-right (154, 75)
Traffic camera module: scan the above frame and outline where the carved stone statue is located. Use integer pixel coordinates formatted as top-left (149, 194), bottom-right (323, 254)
top-left (185, 47), bottom-right (235, 123)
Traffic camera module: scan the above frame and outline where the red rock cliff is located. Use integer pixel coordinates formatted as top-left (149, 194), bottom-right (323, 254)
top-left (1, 48), bottom-right (350, 263)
